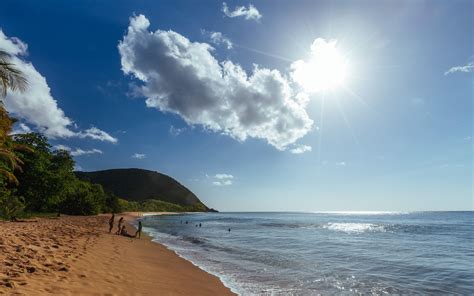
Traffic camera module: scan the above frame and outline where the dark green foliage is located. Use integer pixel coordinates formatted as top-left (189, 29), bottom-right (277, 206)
top-left (59, 181), bottom-right (106, 215)
top-left (104, 192), bottom-right (122, 214)
top-left (117, 198), bottom-right (206, 213)
top-left (0, 132), bottom-right (112, 217)
top-left (75, 169), bottom-right (208, 209)
top-left (0, 189), bottom-right (24, 219)
top-left (13, 133), bottom-right (76, 212)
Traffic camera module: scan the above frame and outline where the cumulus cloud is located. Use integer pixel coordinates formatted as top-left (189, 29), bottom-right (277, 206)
top-left (132, 153), bottom-right (146, 159)
top-left (222, 2), bottom-right (262, 21)
top-left (0, 30), bottom-right (116, 142)
top-left (118, 15), bottom-right (312, 150)
top-left (445, 61), bottom-right (474, 75)
top-left (169, 125), bottom-right (186, 136)
top-left (212, 173), bottom-right (233, 186)
top-left (53, 144), bottom-right (103, 156)
top-left (201, 30), bottom-right (233, 49)
top-left (290, 144), bottom-right (312, 154)
top-left (77, 127), bottom-right (118, 143)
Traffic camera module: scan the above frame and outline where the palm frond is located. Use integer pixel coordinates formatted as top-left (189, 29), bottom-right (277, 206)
top-left (0, 168), bottom-right (19, 185)
top-left (0, 58), bottom-right (28, 97)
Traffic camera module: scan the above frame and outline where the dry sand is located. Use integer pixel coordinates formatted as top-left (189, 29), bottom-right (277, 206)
top-left (0, 214), bottom-right (235, 295)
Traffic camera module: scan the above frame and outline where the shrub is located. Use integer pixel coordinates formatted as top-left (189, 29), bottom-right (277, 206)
top-left (59, 181), bottom-right (106, 215)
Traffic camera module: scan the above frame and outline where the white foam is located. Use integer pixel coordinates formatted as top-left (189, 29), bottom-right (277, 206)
top-left (142, 227), bottom-right (243, 295)
top-left (323, 223), bottom-right (386, 233)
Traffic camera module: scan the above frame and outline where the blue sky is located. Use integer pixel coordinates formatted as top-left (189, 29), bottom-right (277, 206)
top-left (0, 0), bottom-right (472, 211)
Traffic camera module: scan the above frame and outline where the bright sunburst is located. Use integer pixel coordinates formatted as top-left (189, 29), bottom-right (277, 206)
top-left (292, 38), bottom-right (349, 93)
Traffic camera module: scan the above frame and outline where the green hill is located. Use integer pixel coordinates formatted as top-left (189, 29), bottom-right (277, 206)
top-left (75, 168), bottom-right (215, 212)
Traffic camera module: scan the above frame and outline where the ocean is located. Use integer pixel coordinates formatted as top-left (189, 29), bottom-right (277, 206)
top-left (139, 212), bottom-right (473, 295)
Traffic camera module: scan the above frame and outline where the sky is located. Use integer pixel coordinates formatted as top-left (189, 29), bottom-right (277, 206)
top-left (0, 0), bottom-right (472, 211)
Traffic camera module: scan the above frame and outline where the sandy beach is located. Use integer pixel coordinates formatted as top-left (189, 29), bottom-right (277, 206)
top-left (0, 213), bottom-right (234, 295)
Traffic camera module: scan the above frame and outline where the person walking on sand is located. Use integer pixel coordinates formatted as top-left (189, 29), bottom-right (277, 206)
top-left (108, 213), bottom-right (115, 233)
top-left (116, 217), bottom-right (124, 234)
top-left (135, 221), bottom-right (143, 239)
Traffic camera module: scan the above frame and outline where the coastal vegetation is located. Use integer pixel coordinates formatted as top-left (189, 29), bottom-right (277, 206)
top-left (118, 198), bottom-right (208, 212)
top-left (75, 168), bottom-right (211, 209)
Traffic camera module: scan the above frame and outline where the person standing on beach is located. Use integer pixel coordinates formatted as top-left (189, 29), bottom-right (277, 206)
top-left (135, 221), bottom-right (142, 239)
top-left (116, 217), bottom-right (124, 234)
top-left (108, 213), bottom-right (115, 233)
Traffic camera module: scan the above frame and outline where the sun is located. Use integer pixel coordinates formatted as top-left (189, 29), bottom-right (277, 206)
top-left (291, 39), bottom-right (349, 93)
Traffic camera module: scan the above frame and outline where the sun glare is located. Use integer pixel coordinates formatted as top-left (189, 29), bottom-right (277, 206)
top-left (292, 39), bottom-right (349, 93)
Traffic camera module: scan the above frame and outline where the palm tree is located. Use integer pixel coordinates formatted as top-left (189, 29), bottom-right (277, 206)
top-left (0, 49), bottom-right (28, 185)
top-left (0, 50), bottom-right (28, 98)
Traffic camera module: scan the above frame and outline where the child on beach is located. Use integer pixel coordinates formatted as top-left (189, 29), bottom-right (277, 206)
top-left (135, 221), bottom-right (142, 239)
top-left (108, 213), bottom-right (115, 233)
top-left (116, 217), bottom-right (124, 234)
top-left (120, 225), bottom-right (135, 238)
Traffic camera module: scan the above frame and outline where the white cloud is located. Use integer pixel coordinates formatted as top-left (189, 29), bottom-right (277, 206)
top-left (222, 2), bottom-right (262, 21)
top-left (70, 148), bottom-right (102, 156)
top-left (132, 153), bottom-right (146, 159)
top-left (335, 161), bottom-right (346, 167)
top-left (215, 173), bottom-right (234, 179)
top-left (445, 61), bottom-right (474, 75)
top-left (0, 30), bottom-right (116, 142)
top-left (212, 173), bottom-right (233, 186)
top-left (201, 30), bottom-right (233, 49)
top-left (53, 144), bottom-right (103, 156)
top-left (77, 127), bottom-right (117, 143)
top-left (11, 123), bottom-right (31, 134)
top-left (290, 144), bottom-right (312, 154)
top-left (118, 15), bottom-right (312, 150)
top-left (54, 144), bottom-right (71, 151)
top-left (169, 125), bottom-right (186, 136)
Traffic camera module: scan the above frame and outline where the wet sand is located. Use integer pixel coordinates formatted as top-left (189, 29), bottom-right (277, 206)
top-left (0, 214), bottom-right (234, 295)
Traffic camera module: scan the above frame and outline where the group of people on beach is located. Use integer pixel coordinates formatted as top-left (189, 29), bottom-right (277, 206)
top-left (108, 214), bottom-right (142, 239)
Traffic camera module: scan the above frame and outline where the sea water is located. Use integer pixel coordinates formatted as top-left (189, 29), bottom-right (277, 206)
top-left (140, 212), bottom-right (473, 295)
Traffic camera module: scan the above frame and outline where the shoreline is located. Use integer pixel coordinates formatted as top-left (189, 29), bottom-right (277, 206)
top-left (0, 213), bottom-right (235, 295)
top-left (124, 212), bottom-right (241, 295)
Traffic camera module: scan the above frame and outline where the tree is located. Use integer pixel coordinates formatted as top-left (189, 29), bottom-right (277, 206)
top-left (60, 180), bottom-right (106, 215)
top-left (0, 50), bottom-right (27, 98)
top-left (0, 49), bottom-right (29, 180)
top-left (0, 49), bottom-right (28, 219)
top-left (13, 133), bottom-right (77, 212)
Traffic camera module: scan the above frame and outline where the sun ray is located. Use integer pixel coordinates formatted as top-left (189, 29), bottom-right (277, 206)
top-left (233, 43), bottom-right (294, 63)
top-left (317, 95), bottom-right (326, 173)
top-left (341, 86), bottom-right (381, 118)
top-left (334, 96), bottom-right (363, 158)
